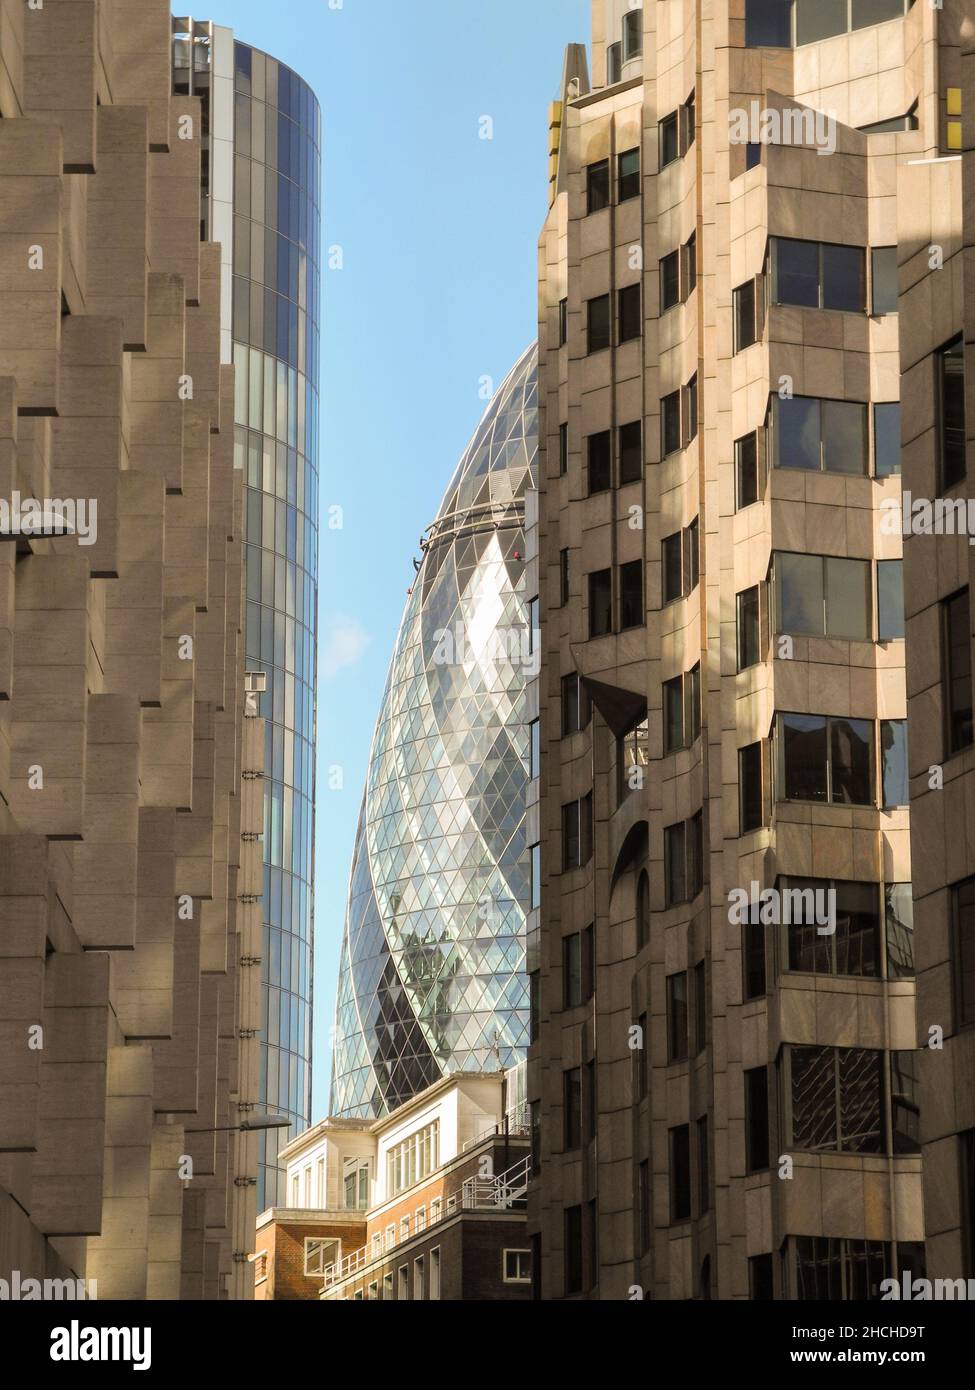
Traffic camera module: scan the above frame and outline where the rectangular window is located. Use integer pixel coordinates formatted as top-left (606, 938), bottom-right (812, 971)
top-left (398, 1265), bottom-right (409, 1299)
top-left (694, 960), bottom-right (706, 1054)
top-left (561, 672), bottom-right (590, 735)
top-left (429, 1247), bottom-right (441, 1299)
top-left (684, 518), bottom-right (700, 592)
top-left (559, 298), bottom-right (568, 347)
top-left (661, 390), bottom-right (681, 457)
top-left (771, 237), bottom-right (866, 312)
top-left (965, 1130), bottom-right (975, 1277)
top-left (619, 717), bottom-right (649, 800)
top-left (891, 1052), bottom-right (921, 1154)
top-left (587, 294), bottom-right (611, 353)
top-left (619, 283), bottom-right (641, 342)
top-left (586, 159), bottom-right (610, 215)
top-left (386, 1121), bottom-right (440, 1196)
top-left (564, 1067), bottom-right (582, 1149)
top-left (664, 821), bottom-right (686, 906)
top-left (583, 924), bottom-right (595, 1002)
top-left (786, 878), bottom-right (880, 978)
top-left (414, 1256), bottom-right (425, 1301)
top-left (564, 1206), bottom-right (583, 1295)
top-left (562, 801), bottom-right (581, 871)
top-left (734, 279), bottom-right (758, 351)
top-left (669, 1125), bottom-right (691, 1222)
top-left (636, 1011), bottom-right (648, 1098)
top-left (744, 914), bottom-right (767, 999)
top-left (530, 842), bottom-right (541, 910)
top-left (589, 568), bottom-right (613, 638)
top-left (687, 663), bottom-right (701, 744)
top-left (560, 547), bottom-right (570, 607)
top-left (383, 1271), bottom-right (393, 1300)
top-left (874, 402), bottom-right (901, 477)
top-left (745, 1066), bottom-right (770, 1172)
top-left (619, 147), bottom-right (640, 201)
top-left (746, 0), bottom-right (793, 47)
top-left (881, 718), bottom-right (908, 808)
top-left (886, 883), bottom-right (915, 979)
top-left (563, 933), bottom-right (582, 1009)
top-left (697, 1114), bottom-right (710, 1214)
top-left (619, 420), bottom-right (642, 484)
top-left (559, 421), bottom-right (568, 475)
top-left (739, 742), bottom-right (766, 833)
top-left (939, 335), bottom-right (966, 489)
top-left (774, 395), bottom-right (868, 475)
top-left (683, 232), bottom-right (697, 297)
top-left (638, 1160), bottom-right (651, 1254)
top-left (503, 1249), bottom-right (532, 1284)
top-left (788, 1046), bottom-right (884, 1153)
top-left (667, 972), bottom-right (688, 1063)
top-left (619, 559), bottom-right (644, 630)
top-left (791, 1237), bottom-right (894, 1301)
top-left (681, 91), bottom-right (696, 151)
top-left (749, 1254), bottom-right (774, 1300)
top-left (664, 675), bottom-right (684, 754)
top-left (587, 430), bottom-right (612, 494)
top-left (877, 560), bottom-right (904, 640)
top-left (737, 584), bottom-right (763, 670)
top-left (775, 552), bottom-right (871, 640)
top-left (529, 718), bottom-right (540, 780)
top-left (779, 712), bottom-right (873, 806)
top-left (683, 375), bottom-right (698, 445)
top-left (660, 250), bottom-right (680, 312)
top-left (796, 0), bottom-right (848, 45)
top-left (662, 531), bottom-right (683, 604)
top-left (872, 246), bottom-right (898, 315)
top-left (622, 7), bottom-right (643, 59)
top-left (735, 431), bottom-right (764, 509)
top-left (944, 589), bottom-right (974, 754)
top-left (660, 111), bottom-right (679, 167)
top-left (954, 876), bottom-right (975, 1027)
top-left (606, 41), bottom-right (622, 86)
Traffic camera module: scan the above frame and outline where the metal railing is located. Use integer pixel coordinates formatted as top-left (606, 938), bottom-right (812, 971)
top-left (461, 1154), bottom-right (530, 1212)
top-left (463, 1103), bottom-right (531, 1152)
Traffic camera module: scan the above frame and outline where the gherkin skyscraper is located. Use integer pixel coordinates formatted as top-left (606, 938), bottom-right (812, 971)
top-left (330, 346), bottom-right (537, 1118)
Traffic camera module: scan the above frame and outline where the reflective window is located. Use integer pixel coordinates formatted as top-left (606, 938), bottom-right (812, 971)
top-left (589, 569), bottom-right (613, 638)
top-left (877, 560), bottom-right (904, 640)
top-left (779, 713), bottom-right (873, 805)
top-left (943, 589), bottom-right (974, 754)
top-left (940, 335), bottom-right (966, 489)
top-left (619, 560), bottom-right (644, 630)
top-left (619, 420), bottom-right (642, 484)
top-left (872, 246), bottom-right (898, 314)
top-left (587, 159), bottom-right (610, 214)
top-left (772, 237), bottom-right (865, 311)
top-left (774, 395), bottom-right (867, 474)
top-left (587, 430), bottom-right (612, 494)
top-left (588, 295), bottom-right (611, 353)
top-left (874, 402), bottom-right (901, 477)
top-left (735, 431), bottom-right (763, 509)
top-left (619, 148), bottom-right (640, 201)
top-left (667, 973), bottom-right (689, 1063)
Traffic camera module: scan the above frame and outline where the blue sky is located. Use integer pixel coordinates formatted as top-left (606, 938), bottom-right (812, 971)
top-left (201, 0), bottom-right (591, 1119)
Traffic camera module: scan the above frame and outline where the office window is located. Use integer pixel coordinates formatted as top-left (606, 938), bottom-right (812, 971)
top-left (683, 232), bottom-right (697, 297)
top-left (774, 395), bottom-right (868, 474)
top-left (429, 1247), bottom-right (441, 1300)
top-left (558, 297), bottom-right (568, 347)
top-left (619, 147), bottom-right (640, 201)
top-left (619, 716), bottom-right (649, 799)
top-left (796, 0), bottom-right (847, 42)
top-left (688, 811), bottom-right (703, 898)
top-left (681, 91), bottom-right (696, 150)
top-left (744, 913), bottom-right (767, 999)
top-left (588, 429), bottom-right (612, 494)
top-left (771, 237), bottom-right (866, 312)
top-left (667, 972), bottom-right (688, 1063)
top-left (788, 1046), bottom-right (884, 1153)
top-left (528, 718), bottom-right (541, 783)
top-left (886, 883), bottom-right (915, 979)
top-left (660, 111), bottom-right (679, 167)
top-left (670, 1125), bottom-right (691, 1222)
top-left (619, 283), bottom-right (641, 342)
top-left (662, 531), bottom-right (683, 603)
top-left (745, 0), bottom-right (793, 47)
top-left (503, 1249), bottom-right (532, 1284)
top-left (877, 560), bottom-right (903, 639)
top-left (733, 279), bottom-right (758, 351)
top-left (791, 1237), bottom-right (894, 1301)
top-left (564, 1067), bottom-right (582, 1149)
top-left (874, 402), bottom-right (901, 477)
top-left (684, 375), bottom-right (698, 445)
top-left (749, 1254), bottom-right (774, 1300)
top-left (684, 518), bottom-right (700, 592)
top-left (562, 801), bottom-right (581, 871)
top-left (697, 1115), bottom-right (710, 1214)
top-left (660, 250), bottom-right (680, 312)
top-left (739, 742), bottom-right (766, 833)
top-left (559, 420), bottom-right (568, 474)
top-left (687, 663), bottom-right (701, 743)
top-left (737, 584), bottom-right (763, 670)
top-left (661, 390), bottom-right (681, 457)
top-left (383, 1271), bottom-right (393, 1300)
top-left (745, 1066), bottom-right (770, 1172)
top-left (563, 932), bottom-right (583, 1009)
top-left (560, 547), bottom-right (570, 607)
top-left (779, 712), bottom-right (873, 806)
top-left (664, 675), bottom-right (684, 754)
top-left (891, 1052), bottom-right (921, 1154)
top-left (853, 0), bottom-right (913, 28)
top-left (619, 420), bottom-right (642, 484)
top-left (564, 1206), bottom-right (583, 1295)
top-left (636, 1010), bottom-right (648, 1098)
top-left (414, 1256), bottom-right (425, 1301)
top-left (735, 431), bottom-right (764, 509)
top-left (529, 970), bottom-right (539, 1043)
top-left (638, 1160), bottom-right (651, 1254)
top-left (606, 40), bottom-right (622, 86)
top-left (872, 246), bottom-right (898, 315)
top-left (954, 876), bottom-right (975, 1027)
top-left (589, 569), bottom-right (612, 638)
top-left (940, 335), bottom-right (966, 488)
top-left (775, 552), bottom-right (871, 640)
top-left (881, 719), bottom-right (908, 807)
top-left (637, 870), bottom-right (650, 950)
top-left (944, 589), bottom-right (974, 754)
top-left (587, 159), bottom-right (610, 214)
top-left (588, 294), bottom-right (611, 353)
top-left (561, 672), bottom-right (590, 735)
top-left (786, 878), bottom-right (879, 978)
top-left (622, 6), bottom-right (643, 59)
top-left (530, 842), bottom-right (541, 910)
top-left (664, 821), bottom-right (686, 906)
top-left (694, 960), bottom-right (706, 1055)
top-left (397, 1265), bottom-right (409, 1299)
top-left (745, 140), bottom-right (763, 170)
top-left (619, 559), bottom-right (644, 629)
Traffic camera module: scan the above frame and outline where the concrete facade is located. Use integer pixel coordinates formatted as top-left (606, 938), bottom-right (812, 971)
top-left (527, 0), bottom-right (965, 1299)
top-left (0, 0), bottom-right (263, 1300)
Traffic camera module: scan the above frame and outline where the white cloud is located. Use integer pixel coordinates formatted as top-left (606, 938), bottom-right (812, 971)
top-left (320, 614), bottom-right (371, 680)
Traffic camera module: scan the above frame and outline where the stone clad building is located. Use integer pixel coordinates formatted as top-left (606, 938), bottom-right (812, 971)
top-left (525, 0), bottom-right (970, 1299)
top-left (0, 0), bottom-right (264, 1300)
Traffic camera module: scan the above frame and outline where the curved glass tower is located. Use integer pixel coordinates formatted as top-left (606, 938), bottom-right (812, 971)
top-left (330, 347), bottom-right (537, 1119)
top-left (173, 20), bottom-right (321, 1207)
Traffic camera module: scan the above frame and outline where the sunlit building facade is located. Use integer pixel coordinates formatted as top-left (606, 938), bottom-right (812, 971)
top-left (330, 348), bottom-right (538, 1117)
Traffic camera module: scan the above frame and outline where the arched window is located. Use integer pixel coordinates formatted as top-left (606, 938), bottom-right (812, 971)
top-left (637, 870), bottom-right (650, 950)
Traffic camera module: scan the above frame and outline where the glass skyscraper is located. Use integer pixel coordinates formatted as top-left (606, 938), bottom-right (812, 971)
top-left (330, 347), bottom-right (537, 1118)
top-left (172, 19), bottom-right (321, 1207)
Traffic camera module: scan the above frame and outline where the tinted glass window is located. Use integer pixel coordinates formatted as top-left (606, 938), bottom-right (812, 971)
top-left (822, 243), bottom-right (866, 311)
top-left (775, 237), bottom-right (820, 307)
top-left (619, 148), bottom-right (640, 201)
top-left (745, 0), bottom-right (793, 47)
top-left (736, 432), bottom-right (761, 508)
top-left (588, 431), bottom-right (612, 494)
top-left (881, 719), bottom-right (909, 807)
top-left (776, 395), bottom-right (821, 470)
top-left (619, 561), bottom-right (644, 629)
top-left (872, 246), bottom-right (898, 314)
top-left (734, 279), bottom-right (757, 351)
top-left (663, 533), bottom-right (683, 603)
top-left (589, 569), bottom-right (612, 638)
top-left (822, 400), bottom-right (867, 474)
top-left (783, 713), bottom-right (828, 801)
top-left (619, 283), bottom-right (641, 342)
top-left (664, 676), bottom-right (684, 754)
top-left (796, 0), bottom-right (847, 43)
top-left (670, 1125), bottom-right (691, 1221)
top-left (941, 336), bottom-right (966, 489)
top-left (665, 822), bottom-right (686, 904)
top-left (588, 295), bottom-right (611, 353)
top-left (587, 160), bottom-right (610, 214)
top-left (745, 1067), bottom-right (770, 1171)
top-left (738, 585), bottom-right (762, 668)
top-left (619, 421), bottom-right (642, 484)
top-left (830, 717), bottom-right (873, 805)
top-left (944, 589), bottom-right (973, 753)
top-left (853, 0), bottom-right (908, 27)
top-left (739, 743), bottom-right (764, 832)
top-left (662, 391), bottom-right (681, 456)
top-left (878, 560), bottom-right (904, 639)
top-left (778, 552), bottom-right (824, 634)
top-left (874, 402), bottom-right (901, 477)
top-left (826, 556), bottom-right (870, 639)
top-left (660, 112), bottom-right (679, 166)
top-left (660, 251), bottom-right (680, 311)
top-left (954, 876), bottom-right (975, 1025)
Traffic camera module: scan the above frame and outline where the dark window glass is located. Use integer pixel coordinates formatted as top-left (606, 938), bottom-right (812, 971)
top-left (589, 569), bottom-right (613, 638)
top-left (777, 551), bottom-right (824, 634)
top-left (636, 1011), bottom-right (648, 1098)
top-left (796, 0), bottom-right (847, 44)
top-left (822, 399), bottom-right (868, 475)
top-left (620, 420), bottom-right (642, 484)
top-left (872, 246), bottom-right (898, 314)
top-left (955, 876), bottom-right (975, 1026)
top-left (853, 0), bottom-right (909, 27)
top-left (662, 532), bottom-right (683, 603)
top-left (660, 251), bottom-right (680, 312)
top-left (891, 1052), bottom-right (921, 1154)
top-left (684, 519), bottom-right (700, 592)
top-left (667, 972), bottom-right (688, 1062)
top-left (697, 1115), bottom-right (710, 1214)
top-left (559, 421), bottom-right (568, 475)
top-left (619, 147), bottom-right (640, 201)
top-left (684, 375), bottom-right (698, 445)
top-left (745, 1066), bottom-right (770, 1171)
top-left (683, 233), bottom-right (697, 296)
top-left (664, 822), bottom-right (686, 905)
top-left (588, 430), bottom-right (612, 494)
top-left (562, 801), bottom-right (581, 871)
top-left (688, 811), bottom-right (704, 898)
top-left (529, 718), bottom-right (541, 780)
top-left (793, 1237), bottom-right (891, 1301)
top-left (560, 548), bottom-right (570, 607)
top-left (738, 585), bottom-right (762, 670)
top-left (564, 1206), bottom-right (583, 1295)
top-left (607, 41), bottom-right (622, 86)
top-left (787, 878), bottom-right (880, 978)
top-left (964, 1130), bottom-right (975, 1277)
top-left (664, 675), bottom-right (684, 754)
top-left (681, 92), bottom-right (696, 151)
top-left (622, 7), bottom-right (643, 58)
top-left (736, 432), bottom-right (762, 508)
top-left (826, 556), bottom-right (871, 638)
top-left (745, 141), bottom-right (763, 169)
top-left (745, 0), bottom-right (793, 47)
top-left (564, 1068), bottom-right (582, 1149)
top-left (822, 243), bottom-right (866, 311)
top-left (563, 934), bottom-right (582, 1008)
top-left (587, 159), bottom-right (610, 214)
top-left (839, 1048), bottom-right (885, 1153)
top-left (860, 108), bottom-right (919, 133)
top-left (619, 283), bottom-right (641, 342)
top-left (790, 1046), bottom-right (837, 1151)
top-left (686, 664), bottom-right (701, 743)
top-left (734, 279), bottom-right (757, 351)
top-left (744, 914), bottom-right (767, 999)
top-left (562, 673), bottom-right (580, 735)
top-left (694, 961), bottom-right (706, 1056)
top-left (790, 1046), bottom-right (884, 1153)
top-left (530, 843), bottom-right (541, 910)
top-left (774, 237), bottom-right (820, 307)
top-left (881, 718), bottom-right (908, 807)
top-left (940, 336), bottom-right (967, 489)
top-left (886, 883), bottom-right (915, 979)
top-left (637, 871), bottom-right (650, 950)
top-left (739, 742), bottom-right (765, 833)
top-left (559, 298), bottom-right (568, 347)
top-left (874, 402), bottom-right (901, 477)
top-left (661, 390), bottom-right (681, 456)
top-left (749, 1254), bottom-right (774, 1300)
top-left (588, 295), bottom-right (611, 353)
top-left (638, 1161), bottom-right (651, 1254)
top-left (529, 971), bottom-right (539, 1043)
top-left (619, 560), bottom-right (644, 629)
top-left (830, 716), bottom-right (873, 804)
top-left (944, 589), bottom-right (974, 753)
top-left (775, 395), bottom-right (821, 471)
top-left (669, 1125), bottom-right (691, 1222)
top-left (782, 713), bottom-right (829, 802)
top-left (660, 112), bottom-right (679, 167)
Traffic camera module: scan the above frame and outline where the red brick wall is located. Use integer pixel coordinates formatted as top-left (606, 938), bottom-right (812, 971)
top-left (255, 1218), bottom-right (366, 1301)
